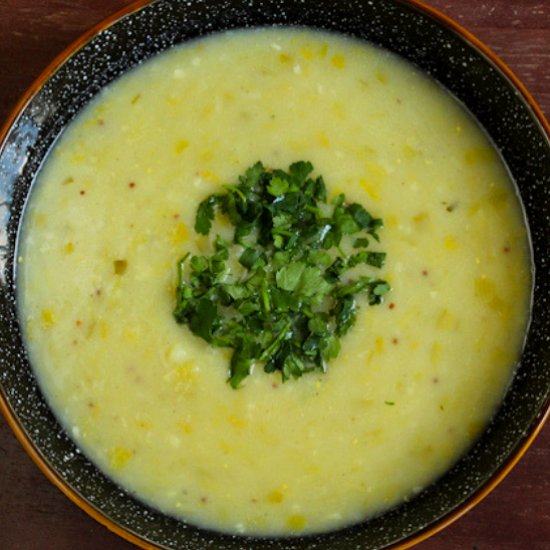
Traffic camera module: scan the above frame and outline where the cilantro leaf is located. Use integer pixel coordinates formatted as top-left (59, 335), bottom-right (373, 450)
top-left (267, 177), bottom-right (290, 197)
top-left (188, 299), bottom-right (218, 342)
top-left (276, 262), bottom-right (306, 292)
top-left (195, 195), bottom-right (221, 235)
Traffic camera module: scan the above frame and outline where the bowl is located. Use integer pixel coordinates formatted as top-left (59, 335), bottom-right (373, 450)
top-left (1, 1), bottom-right (549, 549)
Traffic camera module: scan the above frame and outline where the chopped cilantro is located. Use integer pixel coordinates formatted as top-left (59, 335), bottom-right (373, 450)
top-left (174, 161), bottom-right (390, 387)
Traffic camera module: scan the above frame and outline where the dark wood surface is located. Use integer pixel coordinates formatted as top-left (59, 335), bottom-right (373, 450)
top-left (1, 1), bottom-right (549, 549)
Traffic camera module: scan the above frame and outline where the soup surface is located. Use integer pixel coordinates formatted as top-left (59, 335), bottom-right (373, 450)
top-left (18, 28), bottom-right (531, 536)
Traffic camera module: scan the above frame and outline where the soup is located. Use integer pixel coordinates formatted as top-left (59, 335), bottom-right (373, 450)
top-left (17, 28), bottom-right (532, 536)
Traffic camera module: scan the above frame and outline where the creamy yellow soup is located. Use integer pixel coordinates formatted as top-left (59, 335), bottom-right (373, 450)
top-left (18, 29), bottom-right (531, 536)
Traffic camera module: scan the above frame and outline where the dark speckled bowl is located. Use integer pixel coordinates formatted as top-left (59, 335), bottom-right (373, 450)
top-left (1, 1), bottom-right (549, 549)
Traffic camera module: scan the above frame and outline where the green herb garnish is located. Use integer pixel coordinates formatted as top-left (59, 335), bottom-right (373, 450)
top-left (173, 161), bottom-right (390, 388)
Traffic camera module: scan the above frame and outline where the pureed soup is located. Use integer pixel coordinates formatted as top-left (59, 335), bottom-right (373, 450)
top-left (17, 28), bottom-right (532, 536)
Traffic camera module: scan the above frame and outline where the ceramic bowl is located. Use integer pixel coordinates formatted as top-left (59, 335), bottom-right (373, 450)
top-left (1, 1), bottom-right (549, 549)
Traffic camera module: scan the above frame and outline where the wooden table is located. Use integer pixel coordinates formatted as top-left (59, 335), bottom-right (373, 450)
top-left (1, 1), bottom-right (548, 549)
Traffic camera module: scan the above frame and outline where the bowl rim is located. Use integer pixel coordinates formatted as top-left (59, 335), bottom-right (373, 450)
top-left (0, 1), bottom-right (549, 549)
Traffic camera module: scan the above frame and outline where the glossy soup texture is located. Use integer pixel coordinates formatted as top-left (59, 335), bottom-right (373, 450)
top-left (18, 29), bottom-right (531, 536)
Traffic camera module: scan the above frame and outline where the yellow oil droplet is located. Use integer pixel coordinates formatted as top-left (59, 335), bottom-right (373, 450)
top-left (279, 53), bottom-right (292, 64)
top-left (174, 362), bottom-right (197, 391)
top-left (178, 421), bottom-right (193, 435)
top-left (64, 242), bottom-right (75, 254)
top-left (98, 320), bottom-right (108, 339)
top-left (375, 69), bottom-right (388, 84)
top-left (71, 153), bottom-right (86, 164)
top-left (109, 447), bottom-right (133, 470)
top-left (412, 212), bottom-right (428, 224)
top-left (464, 147), bottom-right (495, 165)
top-left (40, 309), bottom-right (55, 328)
top-left (485, 185), bottom-right (509, 210)
top-left (171, 222), bottom-right (189, 245)
top-left (287, 515), bottom-right (306, 531)
top-left (366, 161), bottom-right (387, 181)
top-left (443, 235), bottom-right (458, 251)
top-left (431, 342), bottom-right (442, 365)
top-left (318, 131), bottom-right (330, 148)
top-left (436, 309), bottom-right (456, 330)
top-left (200, 169), bottom-right (220, 182)
top-left (220, 440), bottom-right (233, 454)
top-left (35, 213), bottom-right (46, 227)
top-left (267, 490), bottom-right (285, 504)
top-left (123, 327), bottom-right (139, 342)
top-left (200, 150), bottom-right (213, 162)
top-left (166, 95), bottom-right (180, 105)
top-left (175, 139), bottom-right (189, 154)
top-left (228, 415), bottom-right (247, 429)
top-left (474, 276), bottom-right (495, 300)
top-left (402, 144), bottom-right (418, 158)
top-left (300, 46), bottom-right (314, 60)
top-left (176, 362), bottom-right (191, 379)
top-left (386, 214), bottom-right (398, 228)
top-left (331, 54), bottom-right (346, 69)
top-left (358, 178), bottom-right (379, 200)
